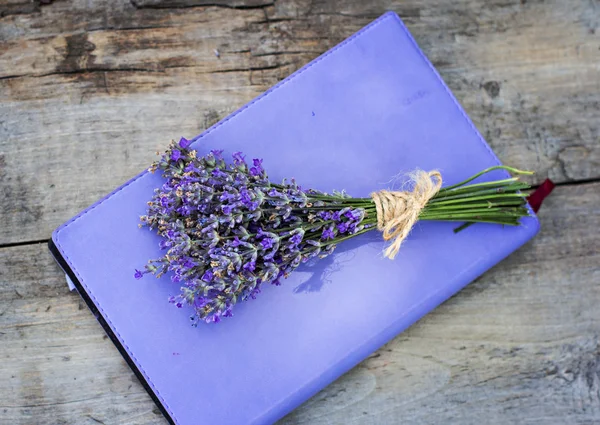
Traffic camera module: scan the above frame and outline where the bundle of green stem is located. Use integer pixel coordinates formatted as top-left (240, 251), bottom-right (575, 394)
top-left (313, 165), bottom-right (533, 248)
top-left (389, 166), bottom-right (530, 226)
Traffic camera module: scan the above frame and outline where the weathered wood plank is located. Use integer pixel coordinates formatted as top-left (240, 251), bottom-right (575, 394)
top-left (1, 183), bottom-right (599, 424)
top-left (0, 0), bottom-right (598, 245)
top-left (0, 244), bottom-right (164, 424)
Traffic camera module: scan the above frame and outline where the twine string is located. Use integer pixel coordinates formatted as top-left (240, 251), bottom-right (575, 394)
top-left (370, 170), bottom-right (442, 259)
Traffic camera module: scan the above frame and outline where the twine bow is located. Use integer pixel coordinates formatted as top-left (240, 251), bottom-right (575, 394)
top-left (370, 170), bottom-right (442, 259)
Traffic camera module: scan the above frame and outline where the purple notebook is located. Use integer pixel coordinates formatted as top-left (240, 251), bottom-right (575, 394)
top-left (49, 12), bottom-right (539, 425)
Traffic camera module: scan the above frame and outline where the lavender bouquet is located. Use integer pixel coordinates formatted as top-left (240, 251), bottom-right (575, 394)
top-left (137, 138), bottom-right (532, 324)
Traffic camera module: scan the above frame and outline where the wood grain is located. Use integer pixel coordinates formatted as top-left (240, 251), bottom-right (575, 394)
top-left (1, 0), bottom-right (599, 244)
top-left (1, 183), bottom-right (598, 425)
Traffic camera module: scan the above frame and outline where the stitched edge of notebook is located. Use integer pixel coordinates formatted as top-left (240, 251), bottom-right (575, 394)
top-left (53, 11), bottom-right (395, 425)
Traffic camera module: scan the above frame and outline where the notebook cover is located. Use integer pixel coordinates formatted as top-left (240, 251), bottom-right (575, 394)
top-left (49, 12), bottom-right (539, 425)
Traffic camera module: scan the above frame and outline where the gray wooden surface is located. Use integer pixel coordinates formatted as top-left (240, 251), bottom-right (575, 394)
top-left (0, 0), bottom-right (598, 424)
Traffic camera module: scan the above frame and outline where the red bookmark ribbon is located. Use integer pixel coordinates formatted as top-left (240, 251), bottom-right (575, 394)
top-left (527, 178), bottom-right (555, 213)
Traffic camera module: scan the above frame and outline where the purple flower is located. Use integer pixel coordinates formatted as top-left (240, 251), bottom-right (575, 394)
top-left (232, 151), bottom-right (246, 165)
top-left (220, 191), bottom-right (237, 202)
top-left (194, 297), bottom-right (209, 308)
top-left (184, 163), bottom-right (199, 173)
top-left (134, 269), bottom-right (144, 279)
top-left (261, 238), bottom-right (274, 249)
top-left (332, 211), bottom-right (341, 221)
top-left (243, 261), bottom-right (256, 272)
top-left (179, 137), bottom-right (191, 149)
top-left (182, 258), bottom-right (196, 269)
top-left (318, 211), bottom-right (332, 220)
top-left (213, 168), bottom-right (227, 178)
top-left (250, 158), bottom-right (263, 176)
top-left (321, 228), bottom-right (335, 240)
top-left (337, 222), bottom-right (349, 233)
top-left (271, 270), bottom-right (285, 286)
top-left (177, 205), bottom-right (192, 216)
top-left (201, 270), bottom-right (214, 282)
top-left (240, 188), bottom-right (253, 206)
top-left (249, 286), bottom-right (261, 299)
top-left (345, 209), bottom-right (363, 221)
top-left (171, 149), bottom-right (181, 161)
top-left (290, 233), bottom-right (303, 245)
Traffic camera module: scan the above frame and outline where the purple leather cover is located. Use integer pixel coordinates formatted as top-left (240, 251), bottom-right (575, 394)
top-left (50, 12), bottom-right (539, 425)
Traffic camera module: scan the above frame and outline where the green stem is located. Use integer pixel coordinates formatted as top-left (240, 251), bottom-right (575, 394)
top-left (440, 166), bottom-right (533, 191)
top-left (421, 200), bottom-right (527, 210)
top-left (423, 217), bottom-right (521, 225)
top-left (427, 193), bottom-right (528, 206)
top-left (435, 177), bottom-right (519, 195)
top-left (433, 182), bottom-right (530, 200)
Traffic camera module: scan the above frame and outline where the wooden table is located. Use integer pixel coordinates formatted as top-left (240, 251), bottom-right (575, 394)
top-left (1, 1), bottom-right (598, 424)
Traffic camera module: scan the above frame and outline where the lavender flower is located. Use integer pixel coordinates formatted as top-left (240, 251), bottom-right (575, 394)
top-left (250, 158), bottom-right (264, 176)
top-left (322, 227), bottom-right (335, 240)
top-left (139, 139), bottom-right (533, 324)
top-left (139, 142), bottom-right (370, 324)
top-left (179, 137), bottom-right (191, 149)
top-left (171, 149), bottom-right (182, 162)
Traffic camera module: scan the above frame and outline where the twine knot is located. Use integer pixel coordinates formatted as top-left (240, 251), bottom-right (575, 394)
top-left (370, 170), bottom-right (442, 259)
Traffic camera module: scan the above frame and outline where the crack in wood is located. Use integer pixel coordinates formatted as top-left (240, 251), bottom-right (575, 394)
top-left (254, 17), bottom-right (302, 25)
top-left (212, 62), bottom-right (292, 74)
top-left (0, 67), bottom-right (163, 82)
top-left (0, 239), bottom-right (49, 249)
top-left (0, 62), bottom-right (296, 82)
top-left (87, 415), bottom-right (107, 425)
top-left (129, 0), bottom-right (274, 11)
top-left (250, 50), bottom-right (316, 57)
